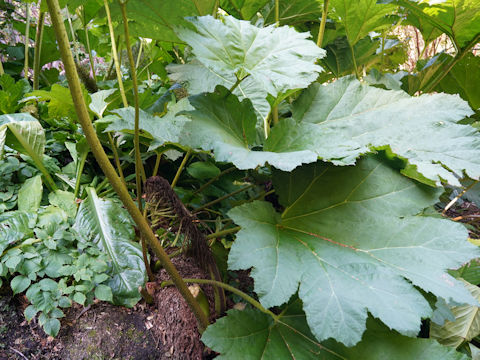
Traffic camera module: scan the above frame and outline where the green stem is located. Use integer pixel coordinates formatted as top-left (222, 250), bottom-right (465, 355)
top-left (135, 40), bottom-right (143, 70)
top-left (205, 226), bottom-right (241, 240)
top-left (24, 2), bottom-right (30, 80)
top-left (83, 9), bottom-right (97, 84)
top-left (212, 0), bottom-right (219, 17)
top-left (104, 0), bottom-right (128, 107)
top-left (272, 106), bottom-right (279, 126)
top-left (194, 184), bottom-right (254, 214)
top-left (349, 42), bottom-right (360, 79)
top-left (162, 278), bottom-right (279, 321)
top-left (66, 7), bottom-right (80, 63)
top-left (193, 166), bottom-right (236, 195)
top-left (74, 150), bottom-right (88, 199)
top-left (171, 149), bottom-right (191, 189)
top-left (275, 0), bottom-right (280, 26)
top-left (45, 0), bottom-right (209, 332)
top-left (0, 60), bottom-right (4, 76)
top-left (316, 0), bottom-right (329, 47)
top-left (229, 76), bottom-right (242, 93)
top-left (120, 0), bottom-right (146, 212)
top-left (33, 7), bottom-right (46, 90)
top-left (152, 150), bottom-right (164, 177)
top-left (107, 132), bottom-right (126, 186)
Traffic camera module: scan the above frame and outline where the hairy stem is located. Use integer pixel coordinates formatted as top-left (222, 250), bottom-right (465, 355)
top-left (45, 0), bottom-right (209, 332)
top-left (317, 0), bottom-right (329, 47)
top-left (205, 226), bottom-right (241, 240)
top-left (162, 278), bottom-right (279, 321)
top-left (74, 150), bottom-right (88, 199)
top-left (275, 0), bottom-right (280, 26)
top-left (104, 0), bottom-right (128, 107)
top-left (83, 8), bottom-right (96, 84)
top-left (33, 7), bottom-right (46, 90)
top-left (119, 0), bottom-right (146, 212)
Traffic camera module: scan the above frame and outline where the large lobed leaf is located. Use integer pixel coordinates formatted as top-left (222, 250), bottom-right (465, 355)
top-left (180, 86), bottom-right (318, 171)
top-left (227, 157), bottom-right (479, 345)
top-left (108, 0), bottom-right (217, 42)
top-left (203, 304), bottom-right (468, 359)
top-left (292, 76), bottom-right (479, 186)
top-left (170, 15), bottom-right (325, 124)
top-left (431, 280), bottom-right (480, 348)
top-left (74, 188), bottom-right (146, 307)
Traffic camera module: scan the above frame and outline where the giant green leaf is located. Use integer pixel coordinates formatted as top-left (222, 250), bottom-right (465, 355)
top-left (262, 0), bottom-right (323, 26)
top-left (74, 188), bottom-right (146, 307)
top-left (0, 113), bottom-right (45, 159)
top-left (203, 305), bottom-right (468, 359)
top-left (292, 76), bottom-right (478, 186)
top-left (175, 16), bottom-right (325, 98)
top-left (397, 0), bottom-right (480, 49)
top-left (437, 53), bottom-right (480, 111)
top-left (330, 0), bottom-right (397, 46)
top-left (220, 0), bottom-right (269, 20)
top-left (227, 157), bottom-right (479, 345)
top-left (168, 61), bottom-right (271, 122)
top-left (431, 280), bottom-right (480, 348)
top-left (181, 86), bottom-right (318, 170)
top-left (109, 0), bottom-right (216, 42)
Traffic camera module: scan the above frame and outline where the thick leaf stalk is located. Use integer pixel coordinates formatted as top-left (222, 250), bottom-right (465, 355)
top-left (44, 0), bottom-right (209, 332)
top-left (33, 5), bottom-right (46, 90)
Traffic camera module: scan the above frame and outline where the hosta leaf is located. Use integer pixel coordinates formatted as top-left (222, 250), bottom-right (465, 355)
top-left (292, 76), bottom-right (478, 186)
top-left (330, 0), bottom-right (397, 46)
top-left (175, 16), bottom-right (325, 98)
top-left (18, 175), bottom-right (42, 212)
top-left (203, 306), bottom-right (468, 359)
top-left (397, 0), bottom-right (480, 48)
top-left (74, 188), bottom-right (146, 307)
top-left (228, 157), bottom-right (479, 345)
top-left (181, 86), bottom-right (317, 171)
top-left (109, 0), bottom-right (216, 42)
top-left (431, 280), bottom-right (480, 348)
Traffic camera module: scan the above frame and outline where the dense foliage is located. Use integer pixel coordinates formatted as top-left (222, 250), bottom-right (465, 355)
top-left (1, 0), bottom-right (480, 358)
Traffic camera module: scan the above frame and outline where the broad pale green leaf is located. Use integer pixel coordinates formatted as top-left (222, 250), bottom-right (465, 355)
top-left (109, 0), bottom-right (216, 42)
top-left (431, 280), bottom-right (480, 348)
top-left (168, 61), bottom-right (271, 122)
top-left (74, 188), bottom-right (146, 307)
top-left (104, 103), bottom-right (188, 151)
top-left (89, 89), bottom-right (116, 118)
top-left (228, 157), bottom-right (479, 345)
top-left (181, 87), bottom-right (318, 170)
top-left (18, 175), bottom-right (42, 212)
top-left (175, 16), bottom-right (325, 98)
top-left (398, 0), bottom-right (480, 48)
top-left (203, 306), bottom-right (469, 359)
top-left (330, 0), bottom-right (397, 46)
top-left (11, 275), bottom-right (31, 295)
top-left (292, 76), bottom-right (478, 186)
